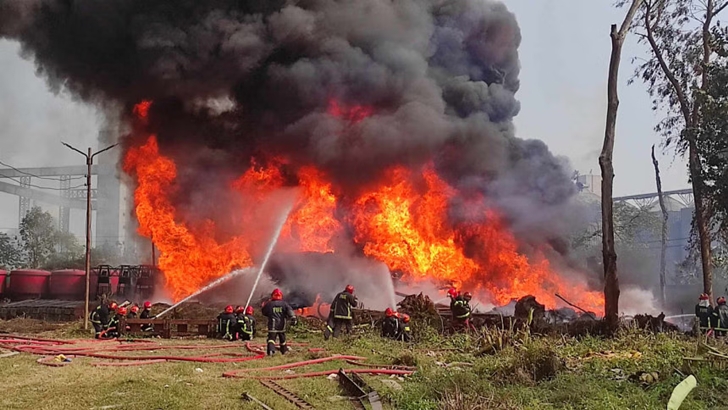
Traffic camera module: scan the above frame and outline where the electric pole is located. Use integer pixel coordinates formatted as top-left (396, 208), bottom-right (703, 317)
top-left (62, 142), bottom-right (118, 330)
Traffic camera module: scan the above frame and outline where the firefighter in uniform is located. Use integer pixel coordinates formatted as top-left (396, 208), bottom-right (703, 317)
top-left (262, 288), bottom-right (297, 356)
top-left (237, 306), bottom-right (257, 341)
top-left (89, 301), bottom-right (117, 339)
top-left (397, 313), bottom-right (412, 342)
top-left (329, 285), bottom-right (358, 338)
top-left (127, 305), bottom-right (139, 319)
top-left (714, 297), bottom-right (728, 336)
top-left (323, 308), bottom-right (335, 341)
top-left (381, 308), bottom-right (400, 339)
top-left (451, 290), bottom-right (472, 332)
top-left (140, 301), bottom-right (153, 332)
top-left (217, 305), bottom-right (237, 341)
top-left (106, 306), bottom-right (125, 338)
top-left (696, 293), bottom-right (713, 334)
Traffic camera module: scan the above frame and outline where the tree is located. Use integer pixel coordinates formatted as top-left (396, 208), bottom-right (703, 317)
top-left (651, 145), bottom-right (669, 307)
top-left (601, 0), bottom-right (642, 331)
top-left (0, 233), bottom-right (23, 270)
top-left (19, 207), bottom-right (58, 268)
top-left (629, 0), bottom-right (728, 303)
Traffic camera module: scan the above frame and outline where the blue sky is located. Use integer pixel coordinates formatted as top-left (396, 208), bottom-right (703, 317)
top-left (0, 0), bottom-right (690, 233)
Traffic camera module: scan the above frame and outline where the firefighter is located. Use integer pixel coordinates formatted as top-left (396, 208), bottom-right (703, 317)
top-left (105, 306), bottom-right (125, 339)
top-left (381, 308), bottom-right (400, 339)
top-left (329, 285), bottom-right (358, 338)
top-left (397, 313), bottom-right (412, 342)
top-left (127, 305), bottom-right (139, 319)
top-left (715, 297), bottom-right (728, 337)
top-left (695, 293), bottom-right (713, 334)
top-left (89, 301), bottom-right (117, 339)
top-left (237, 306), bottom-right (257, 341)
top-left (140, 301), bottom-right (153, 332)
top-left (262, 288), bottom-right (297, 356)
top-left (217, 305), bottom-right (237, 341)
top-left (451, 290), bottom-right (472, 331)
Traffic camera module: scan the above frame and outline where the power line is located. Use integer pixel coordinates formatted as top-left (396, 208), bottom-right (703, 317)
top-left (2, 175), bottom-right (87, 191)
top-left (0, 159), bottom-right (85, 181)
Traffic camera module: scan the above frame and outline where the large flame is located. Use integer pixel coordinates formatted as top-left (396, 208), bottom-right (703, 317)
top-left (124, 100), bottom-right (604, 312)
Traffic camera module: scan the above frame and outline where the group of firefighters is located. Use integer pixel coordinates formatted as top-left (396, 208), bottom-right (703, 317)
top-left (89, 300), bottom-right (153, 339)
top-left (89, 284), bottom-right (472, 355)
top-left (695, 293), bottom-right (728, 335)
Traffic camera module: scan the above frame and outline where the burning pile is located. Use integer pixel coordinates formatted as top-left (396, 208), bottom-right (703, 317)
top-left (2, 0), bottom-right (603, 312)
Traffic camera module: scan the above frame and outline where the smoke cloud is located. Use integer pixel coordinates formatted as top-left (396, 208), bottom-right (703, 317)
top-left (1, 0), bottom-right (591, 299)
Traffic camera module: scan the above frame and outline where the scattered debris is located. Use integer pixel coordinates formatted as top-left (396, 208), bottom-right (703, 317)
top-left (667, 375), bottom-right (697, 410)
top-left (338, 369), bottom-right (383, 410)
top-left (260, 379), bottom-right (315, 409)
top-left (194, 368), bottom-right (203, 373)
top-left (241, 392), bottom-right (274, 410)
top-left (633, 313), bottom-right (680, 333)
top-left (380, 379), bottom-right (403, 391)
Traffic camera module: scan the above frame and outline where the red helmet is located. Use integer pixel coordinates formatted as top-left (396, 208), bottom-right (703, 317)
top-left (447, 288), bottom-right (458, 298)
top-left (700, 293), bottom-right (710, 301)
top-left (109, 302), bottom-right (118, 310)
top-left (719, 297), bottom-right (727, 305)
top-left (235, 306), bottom-right (244, 314)
top-left (272, 288), bottom-right (283, 300)
top-left (130, 306), bottom-right (139, 314)
top-left (225, 305), bottom-right (234, 313)
top-left (143, 301), bottom-right (152, 309)
top-left (246, 306), bottom-right (254, 315)
top-left (118, 306), bottom-right (127, 316)
top-left (401, 314), bottom-right (410, 323)
top-left (385, 308), bottom-right (394, 317)
top-left (345, 284), bottom-right (354, 294)
top-left (463, 292), bottom-right (472, 301)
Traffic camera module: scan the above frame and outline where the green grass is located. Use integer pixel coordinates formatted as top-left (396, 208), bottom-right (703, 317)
top-left (0, 319), bottom-right (727, 409)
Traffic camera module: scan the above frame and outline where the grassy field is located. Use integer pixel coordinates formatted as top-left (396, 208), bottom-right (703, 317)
top-left (0, 318), bottom-right (727, 410)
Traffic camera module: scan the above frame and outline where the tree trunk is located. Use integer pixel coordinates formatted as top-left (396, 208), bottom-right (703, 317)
top-left (690, 141), bottom-right (713, 302)
top-left (600, 0), bottom-right (641, 332)
top-left (651, 145), bottom-right (668, 307)
top-left (600, 24), bottom-right (623, 332)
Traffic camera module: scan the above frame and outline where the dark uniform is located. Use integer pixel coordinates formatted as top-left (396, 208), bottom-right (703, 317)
top-left (217, 309), bottom-right (237, 341)
top-left (140, 307), bottom-right (153, 331)
top-left (397, 315), bottom-right (412, 342)
top-left (451, 295), bottom-right (472, 330)
top-left (237, 313), bottom-right (256, 341)
top-left (89, 304), bottom-right (112, 339)
top-left (696, 301), bottom-right (713, 333)
top-left (381, 310), bottom-right (400, 339)
top-left (105, 311), bottom-right (122, 339)
top-left (714, 298), bottom-right (728, 336)
top-left (330, 291), bottom-right (358, 337)
top-left (262, 296), bottom-right (297, 355)
top-left (323, 310), bottom-right (335, 341)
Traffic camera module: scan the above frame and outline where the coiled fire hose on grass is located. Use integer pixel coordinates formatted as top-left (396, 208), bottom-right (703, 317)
top-left (0, 335), bottom-right (416, 379)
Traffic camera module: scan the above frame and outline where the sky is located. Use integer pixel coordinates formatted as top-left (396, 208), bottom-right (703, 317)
top-left (0, 0), bottom-right (690, 234)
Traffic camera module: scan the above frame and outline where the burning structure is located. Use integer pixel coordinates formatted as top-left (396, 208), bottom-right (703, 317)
top-left (1, 0), bottom-right (603, 313)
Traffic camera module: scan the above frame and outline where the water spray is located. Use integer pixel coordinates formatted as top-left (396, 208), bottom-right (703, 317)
top-left (155, 197), bottom-right (295, 319)
top-left (244, 200), bottom-right (295, 311)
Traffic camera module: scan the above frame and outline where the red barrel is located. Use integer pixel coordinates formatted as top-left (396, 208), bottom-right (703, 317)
top-left (9, 270), bottom-right (51, 300)
top-left (49, 269), bottom-right (86, 300)
top-left (0, 270), bottom-right (7, 298)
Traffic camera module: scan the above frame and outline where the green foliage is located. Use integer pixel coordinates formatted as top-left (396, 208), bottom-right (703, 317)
top-left (0, 233), bottom-right (23, 270)
top-left (19, 207), bottom-right (58, 268)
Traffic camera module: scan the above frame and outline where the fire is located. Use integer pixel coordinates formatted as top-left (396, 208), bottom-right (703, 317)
top-left (123, 100), bottom-right (605, 312)
top-left (300, 294), bottom-right (331, 319)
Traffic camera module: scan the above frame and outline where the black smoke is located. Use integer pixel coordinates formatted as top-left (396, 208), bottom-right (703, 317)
top-left (1, 0), bottom-right (579, 257)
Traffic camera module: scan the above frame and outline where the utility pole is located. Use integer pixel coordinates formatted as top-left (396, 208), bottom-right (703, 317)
top-left (62, 142), bottom-right (118, 330)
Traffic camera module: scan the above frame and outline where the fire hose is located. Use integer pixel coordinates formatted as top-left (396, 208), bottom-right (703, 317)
top-left (0, 335), bottom-right (415, 379)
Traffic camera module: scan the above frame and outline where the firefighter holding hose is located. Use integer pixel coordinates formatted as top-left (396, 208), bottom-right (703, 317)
top-left (381, 308), bottom-right (400, 339)
top-left (262, 288), bottom-right (297, 356)
top-left (140, 301), bottom-right (153, 332)
top-left (329, 285), bottom-right (358, 338)
top-left (237, 306), bottom-right (257, 341)
top-left (217, 305), bottom-right (237, 341)
top-left (89, 301), bottom-right (117, 339)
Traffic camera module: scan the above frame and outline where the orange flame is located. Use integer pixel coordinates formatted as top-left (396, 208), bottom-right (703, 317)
top-left (124, 100), bottom-right (605, 312)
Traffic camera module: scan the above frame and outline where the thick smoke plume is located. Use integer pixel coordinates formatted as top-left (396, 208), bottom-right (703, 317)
top-left (0, 0), bottom-right (597, 307)
top-left (0, 0), bottom-right (576, 247)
